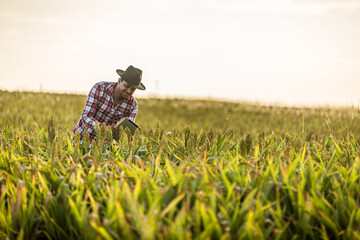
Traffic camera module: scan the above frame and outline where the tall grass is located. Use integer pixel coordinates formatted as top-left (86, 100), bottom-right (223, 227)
top-left (0, 90), bottom-right (360, 239)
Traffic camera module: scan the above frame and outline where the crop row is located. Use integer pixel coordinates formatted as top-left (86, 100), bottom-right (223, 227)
top-left (0, 118), bottom-right (360, 239)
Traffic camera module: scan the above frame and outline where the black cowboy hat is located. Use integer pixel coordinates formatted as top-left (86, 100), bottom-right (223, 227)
top-left (116, 65), bottom-right (146, 90)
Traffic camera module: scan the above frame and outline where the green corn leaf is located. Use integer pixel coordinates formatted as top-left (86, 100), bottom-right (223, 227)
top-left (330, 135), bottom-right (343, 160)
top-left (317, 211), bottom-right (338, 234)
top-left (217, 129), bottom-right (229, 154)
top-left (90, 221), bottom-right (114, 240)
top-left (165, 159), bottom-right (177, 186)
top-left (239, 188), bottom-right (257, 217)
top-left (160, 192), bottom-right (186, 218)
top-left (37, 171), bottom-right (49, 194)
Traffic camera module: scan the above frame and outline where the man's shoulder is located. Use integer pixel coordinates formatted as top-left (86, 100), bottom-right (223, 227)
top-left (93, 81), bottom-right (115, 89)
top-left (90, 82), bottom-right (116, 95)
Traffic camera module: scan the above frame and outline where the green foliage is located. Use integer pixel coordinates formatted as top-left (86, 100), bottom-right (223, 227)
top-left (1, 90), bottom-right (360, 239)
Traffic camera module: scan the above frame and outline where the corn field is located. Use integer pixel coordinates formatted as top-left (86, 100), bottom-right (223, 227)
top-left (0, 90), bottom-right (360, 239)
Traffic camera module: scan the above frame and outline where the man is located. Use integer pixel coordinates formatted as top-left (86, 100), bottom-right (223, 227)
top-left (73, 65), bottom-right (145, 141)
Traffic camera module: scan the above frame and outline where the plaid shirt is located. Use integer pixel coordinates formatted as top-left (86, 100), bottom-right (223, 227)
top-left (73, 81), bottom-right (138, 141)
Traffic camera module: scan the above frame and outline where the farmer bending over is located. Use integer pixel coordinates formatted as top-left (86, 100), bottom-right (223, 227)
top-left (73, 65), bottom-right (146, 141)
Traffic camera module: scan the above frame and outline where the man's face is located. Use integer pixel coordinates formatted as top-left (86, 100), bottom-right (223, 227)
top-left (118, 78), bottom-right (136, 100)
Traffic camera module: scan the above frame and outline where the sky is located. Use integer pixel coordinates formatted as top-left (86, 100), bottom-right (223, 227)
top-left (1, 0), bottom-right (360, 107)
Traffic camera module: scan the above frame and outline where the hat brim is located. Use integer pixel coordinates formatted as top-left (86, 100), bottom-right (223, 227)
top-left (116, 69), bottom-right (146, 90)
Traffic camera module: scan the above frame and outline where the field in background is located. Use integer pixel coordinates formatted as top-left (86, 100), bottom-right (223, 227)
top-left (1, 90), bottom-right (359, 138)
top-left (1, 90), bottom-right (360, 239)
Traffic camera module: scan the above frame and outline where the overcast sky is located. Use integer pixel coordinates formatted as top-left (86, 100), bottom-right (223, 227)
top-left (1, 0), bottom-right (360, 106)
